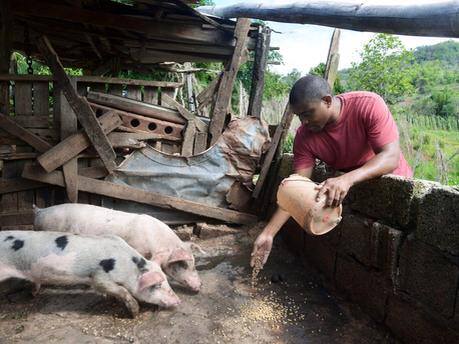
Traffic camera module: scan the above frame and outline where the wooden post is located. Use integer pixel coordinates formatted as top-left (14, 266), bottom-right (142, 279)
top-left (252, 103), bottom-right (293, 198)
top-left (37, 36), bottom-right (117, 172)
top-left (324, 29), bottom-right (341, 90)
top-left (247, 25), bottom-right (271, 118)
top-left (208, 18), bottom-right (251, 145)
top-left (0, 0), bottom-right (12, 115)
top-left (184, 62), bottom-right (196, 113)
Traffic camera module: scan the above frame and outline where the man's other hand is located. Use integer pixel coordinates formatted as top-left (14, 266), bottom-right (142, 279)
top-left (315, 174), bottom-right (353, 207)
top-left (250, 232), bottom-right (274, 268)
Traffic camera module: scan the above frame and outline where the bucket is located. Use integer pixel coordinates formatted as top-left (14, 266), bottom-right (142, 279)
top-left (277, 174), bottom-right (342, 235)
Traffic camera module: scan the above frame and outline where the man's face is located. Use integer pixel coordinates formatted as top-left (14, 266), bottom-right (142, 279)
top-left (292, 97), bottom-right (332, 132)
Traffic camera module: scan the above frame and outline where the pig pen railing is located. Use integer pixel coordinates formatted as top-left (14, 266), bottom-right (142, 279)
top-left (0, 74), bottom-right (183, 229)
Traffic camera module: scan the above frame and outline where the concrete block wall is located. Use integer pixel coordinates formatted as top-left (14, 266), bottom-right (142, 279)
top-left (277, 154), bottom-right (459, 343)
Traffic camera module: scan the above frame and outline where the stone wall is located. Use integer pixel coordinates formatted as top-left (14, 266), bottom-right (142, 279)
top-left (276, 154), bottom-right (459, 343)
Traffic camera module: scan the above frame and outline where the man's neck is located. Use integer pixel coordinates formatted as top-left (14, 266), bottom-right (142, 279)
top-left (327, 96), bottom-right (342, 125)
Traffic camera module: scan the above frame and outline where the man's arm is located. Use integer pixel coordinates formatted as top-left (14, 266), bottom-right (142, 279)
top-left (316, 140), bottom-right (400, 207)
top-left (250, 166), bottom-right (313, 267)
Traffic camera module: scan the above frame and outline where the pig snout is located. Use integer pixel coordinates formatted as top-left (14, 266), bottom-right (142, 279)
top-left (185, 276), bottom-right (201, 292)
top-left (158, 290), bottom-right (181, 308)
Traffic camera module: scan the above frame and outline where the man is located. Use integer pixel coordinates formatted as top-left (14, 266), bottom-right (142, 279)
top-left (250, 75), bottom-right (413, 269)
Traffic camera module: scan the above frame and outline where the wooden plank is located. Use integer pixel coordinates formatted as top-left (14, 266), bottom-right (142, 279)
top-left (161, 93), bottom-right (207, 132)
top-left (14, 82), bottom-right (33, 115)
top-left (0, 211), bottom-right (34, 226)
top-left (109, 84), bottom-right (123, 97)
top-left (33, 82), bottom-right (50, 116)
top-left (127, 86), bottom-right (142, 101)
top-left (78, 165), bottom-right (108, 179)
top-left (1, 160), bottom-right (19, 213)
top-left (143, 87), bottom-right (158, 105)
top-left (248, 26), bottom-right (271, 118)
top-left (194, 132), bottom-right (208, 154)
top-left (161, 88), bottom-right (175, 103)
top-left (324, 29), bottom-right (341, 89)
top-left (37, 111), bottom-right (121, 173)
top-left (0, 112), bottom-right (53, 152)
top-left (22, 164), bottom-right (258, 225)
top-left (209, 18), bottom-right (251, 145)
top-left (87, 91), bottom-right (185, 124)
top-left (0, 1), bottom-right (12, 116)
top-left (38, 36), bottom-right (117, 172)
top-left (181, 120), bottom-right (196, 157)
top-left (13, 115), bottom-right (49, 128)
top-left (253, 104), bottom-right (293, 198)
top-left (0, 178), bottom-right (45, 194)
top-left (59, 77), bottom-right (78, 203)
top-left (0, 74), bottom-right (183, 88)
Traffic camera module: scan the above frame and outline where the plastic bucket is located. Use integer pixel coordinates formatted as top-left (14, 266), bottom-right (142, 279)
top-left (277, 174), bottom-right (342, 235)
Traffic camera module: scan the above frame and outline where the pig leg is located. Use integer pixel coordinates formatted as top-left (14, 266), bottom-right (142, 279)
top-left (92, 276), bottom-right (140, 317)
top-left (0, 264), bottom-right (36, 297)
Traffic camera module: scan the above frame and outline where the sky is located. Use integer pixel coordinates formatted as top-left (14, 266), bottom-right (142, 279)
top-left (210, 0), bottom-right (459, 75)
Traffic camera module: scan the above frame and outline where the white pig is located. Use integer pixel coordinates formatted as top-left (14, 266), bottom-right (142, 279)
top-left (0, 230), bottom-right (181, 317)
top-left (33, 204), bottom-right (202, 292)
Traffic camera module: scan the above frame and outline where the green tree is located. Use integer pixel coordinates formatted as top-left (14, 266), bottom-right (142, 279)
top-left (347, 34), bottom-right (416, 104)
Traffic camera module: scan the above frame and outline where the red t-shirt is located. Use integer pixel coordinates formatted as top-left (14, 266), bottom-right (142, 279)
top-left (293, 91), bottom-right (413, 178)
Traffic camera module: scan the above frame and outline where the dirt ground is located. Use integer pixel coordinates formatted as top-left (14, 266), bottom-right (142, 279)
top-left (0, 223), bottom-right (395, 343)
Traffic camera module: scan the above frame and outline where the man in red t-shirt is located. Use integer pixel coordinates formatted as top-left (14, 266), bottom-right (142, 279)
top-left (251, 75), bottom-right (413, 269)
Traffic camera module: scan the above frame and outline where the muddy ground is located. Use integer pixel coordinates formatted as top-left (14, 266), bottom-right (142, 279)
top-left (0, 223), bottom-right (395, 343)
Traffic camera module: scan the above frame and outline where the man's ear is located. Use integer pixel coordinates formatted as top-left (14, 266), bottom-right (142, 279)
top-left (321, 95), bottom-right (332, 107)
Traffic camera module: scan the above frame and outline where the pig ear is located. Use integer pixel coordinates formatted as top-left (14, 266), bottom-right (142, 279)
top-left (138, 270), bottom-right (165, 292)
top-left (168, 248), bottom-right (193, 263)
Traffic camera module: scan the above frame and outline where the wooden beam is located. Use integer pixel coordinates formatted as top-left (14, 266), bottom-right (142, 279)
top-left (22, 164), bottom-right (258, 225)
top-left (161, 93), bottom-right (207, 133)
top-left (0, 112), bottom-right (53, 152)
top-left (37, 36), bottom-right (117, 172)
top-left (37, 111), bottom-right (121, 173)
top-left (247, 26), bottom-right (271, 118)
top-left (324, 29), bottom-right (341, 89)
top-left (181, 120), bottom-right (196, 157)
top-left (197, 73), bottom-right (221, 109)
top-left (209, 18), bottom-right (251, 145)
top-left (253, 104), bottom-right (293, 198)
top-left (87, 91), bottom-right (185, 125)
top-left (0, 74), bottom-right (183, 88)
top-left (59, 77), bottom-right (79, 203)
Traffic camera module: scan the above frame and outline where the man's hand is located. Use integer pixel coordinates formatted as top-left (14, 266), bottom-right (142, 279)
top-left (315, 174), bottom-right (353, 207)
top-left (250, 232), bottom-right (274, 268)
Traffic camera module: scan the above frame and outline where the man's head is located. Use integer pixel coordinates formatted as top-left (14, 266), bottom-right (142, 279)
top-left (289, 75), bottom-right (335, 132)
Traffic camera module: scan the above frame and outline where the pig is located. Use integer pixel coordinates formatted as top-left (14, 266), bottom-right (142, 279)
top-left (0, 230), bottom-right (181, 317)
top-left (33, 204), bottom-right (202, 292)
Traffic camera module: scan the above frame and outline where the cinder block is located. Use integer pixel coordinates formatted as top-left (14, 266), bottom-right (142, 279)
top-left (300, 224), bottom-right (339, 282)
top-left (386, 295), bottom-right (459, 343)
top-left (338, 214), bottom-right (374, 267)
top-left (374, 222), bottom-right (404, 285)
top-left (335, 254), bottom-right (389, 322)
top-left (280, 218), bottom-right (305, 258)
top-left (346, 175), bottom-right (436, 229)
top-left (416, 185), bottom-right (459, 254)
top-left (398, 237), bottom-right (459, 318)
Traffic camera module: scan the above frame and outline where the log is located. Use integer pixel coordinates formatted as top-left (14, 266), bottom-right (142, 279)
top-left (0, 112), bottom-right (52, 152)
top-left (37, 111), bottom-right (121, 173)
top-left (197, 1), bottom-right (459, 38)
top-left (37, 36), bottom-right (117, 172)
top-left (87, 91), bottom-right (185, 125)
top-left (22, 164), bottom-right (258, 225)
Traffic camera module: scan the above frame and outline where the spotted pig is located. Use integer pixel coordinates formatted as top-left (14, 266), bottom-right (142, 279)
top-left (0, 231), bottom-right (180, 317)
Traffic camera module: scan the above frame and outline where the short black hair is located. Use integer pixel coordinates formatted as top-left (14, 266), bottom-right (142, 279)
top-left (289, 75), bottom-right (331, 107)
